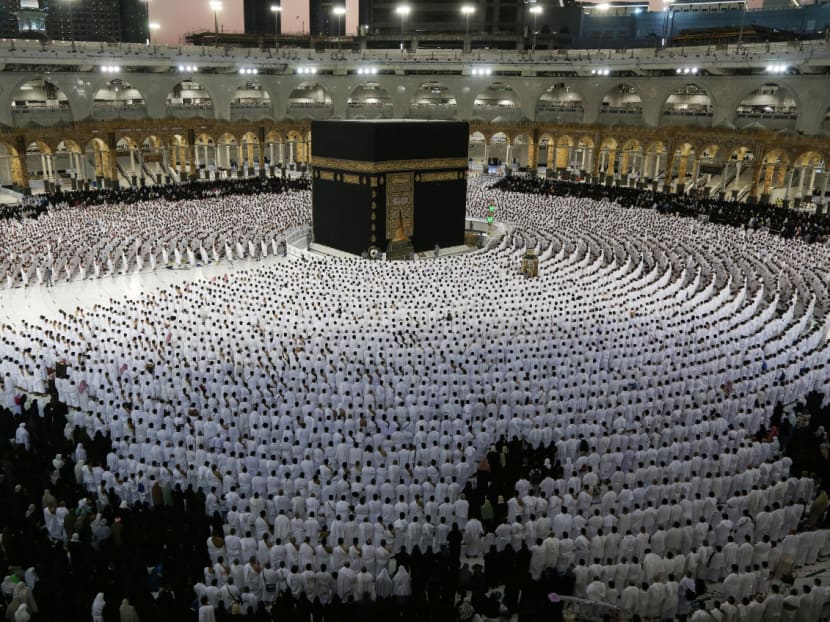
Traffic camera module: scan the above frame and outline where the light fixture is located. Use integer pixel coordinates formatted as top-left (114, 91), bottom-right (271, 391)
top-left (461, 5), bottom-right (475, 15)
top-left (766, 63), bottom-right (788, 74)
top-left (395, 5), bottom-right (411, 16)
top-left (596, 3), bottom-right (610, 10)
top-left (100, 65), bottom-right (121, 73)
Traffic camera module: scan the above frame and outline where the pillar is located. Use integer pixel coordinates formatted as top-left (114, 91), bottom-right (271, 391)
top-left (785, 168), bottom-right (795, 201)
top-left (189, 144), bottom-right (197, 179)
top-left (762, 164), bottom-right (775, 196)
top-left (663, 153), bottom-right (675, 191)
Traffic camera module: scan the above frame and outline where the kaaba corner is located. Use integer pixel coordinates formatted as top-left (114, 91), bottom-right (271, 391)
top-left (310, 120), bottom-right (469, 259)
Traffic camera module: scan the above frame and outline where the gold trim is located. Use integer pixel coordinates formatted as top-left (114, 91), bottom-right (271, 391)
top-left (420, 171), bottom-right (460, 183)
top-left (311, 156), bottom-right (468, 173)
top-left (343, 173), bottom-right (360, 185)
top-left (319, 170), bottom-right (334, 181)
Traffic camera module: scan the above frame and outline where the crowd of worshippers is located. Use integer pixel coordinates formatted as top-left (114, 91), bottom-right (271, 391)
top-left (0, 392), bottom-right (569, 622)
top-left (0, 186), bottom-right (310, 289)
top-left (46, 176), bottom-right (310, 210)
top-left (493, 176), bottom-right (830, 244)
top-left (0, 184), bottom-right (829, 622)
top-left (0, 198), bottom-right (49, 223)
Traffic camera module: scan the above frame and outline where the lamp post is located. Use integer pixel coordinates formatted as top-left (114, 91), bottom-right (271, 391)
top-left (529, 5), bottom-right (542, 52)
top-left (210, 0), bottom-right (222, 35)
top-left (461, 5), bottom-right (475, 53)
top-left (333, 6), bottom-right (346, 52)
top-left (270, 5), bottom-right (281, 51)
top-left (149, 22), bottom-right (160, 45)
top-left (395, 5), bottom-right (411, 52)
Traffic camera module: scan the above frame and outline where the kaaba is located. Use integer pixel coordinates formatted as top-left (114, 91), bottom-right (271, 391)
top-left (311, 120), bottom-right (469, 258)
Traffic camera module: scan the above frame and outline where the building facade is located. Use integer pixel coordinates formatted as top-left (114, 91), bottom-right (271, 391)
top-left (0, 37), bottom-right (826, 205)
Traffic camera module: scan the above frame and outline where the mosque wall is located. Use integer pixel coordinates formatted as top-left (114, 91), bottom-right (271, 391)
top-left (0, 116), bottom-right (827, 203)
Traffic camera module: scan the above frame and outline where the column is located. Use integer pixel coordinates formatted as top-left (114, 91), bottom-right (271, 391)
top-left (808, 164), bottom-right (817, 197)
top-left (279, 141), bottom-right (285, 164)
top-left (784, 168), bottom-right (795, 201)
top-left (130, 149), bottom-right (136, 175)
top-left (40, 154), bottom-right (47, 179)
top-left (653, 154), bottom-right (661, 179)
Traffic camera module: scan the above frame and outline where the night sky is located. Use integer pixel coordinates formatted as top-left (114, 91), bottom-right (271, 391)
top-left (150, 0), bottom-right (245, 46)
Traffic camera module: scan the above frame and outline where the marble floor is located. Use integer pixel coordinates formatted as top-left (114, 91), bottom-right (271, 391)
top-left (0, 254), bottom-right (292, 326)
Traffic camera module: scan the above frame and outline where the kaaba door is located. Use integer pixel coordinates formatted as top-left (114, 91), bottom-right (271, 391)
top-left (386, 172), bottom-right (415, 243)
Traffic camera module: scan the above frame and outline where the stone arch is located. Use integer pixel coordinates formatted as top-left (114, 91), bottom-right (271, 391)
top-left (410, 81), bottom-right (457, 119)
top-left (699, 144), bottom-right (720, 162)
top-left (286, 129), bottom-right (309, 164)
top-left (469, 131), bottom-right (487, 168)
top-left (169, 134), bottom-right (192, 178)
top-left (83, 137), bottom-right (116, 186)
top-left (789, 151), bottom-right (825, 202)
top-left (661, 83), bottom-right (713, 126)
top-left (287, 82), bottom-right (333, 120)
top-left (734, 83), bottom-right (798, 129)
top-left (194, 132), bottom-right (217, 174)
top-left (599, 83), bottom-right (642, 126)
top-left (25, 140), bottom-right (52, 187)
top-left (347, 82), bottom-right (393, 119)
top-left (92, 79), bottom-right (146, 119)
top-left (111, 136), bottom-right (141, 184)
top-left (642, 141), bottom-right (667, 181)
top-left (239, 130), bottom-right (262, 171)
top-left (215, 132), bottom-right (239, 169)
top-left (140, 135), bottom-right (168, 185)
top-left (535, 83), bottom-right (584, 123)
top-left (265, 130), bottom-right (283, 166)
top-left (11, 78), bottom-right (72, 126)
top-left (487, 131), bottom-right (510, 165)
top-left (620, 139), bottom-right (643, 178)
top-left (166, 79), bottom-right (214, 117)
top-left (759, 149), bottom-right (791, 197)
top-left (0, 141), bottom-right (25, 187)
top-left (553, 135), bottom-right (575, 170)
top-left (231, 79), bottom-right (272, 121)
top-left (575, 136), bottom-right (594, 174)
top-left (537, 133), bottom-right (555, 169)
top-left (54, 138), bottom-right (86, 180)
top-left (596, 137), bottom-right (619, 176)
top-left (670, 142), bottom-right (697, 188)
top-left (473, 82), bottom-right (521, 122)
top-left (511, 133), bottom-right (533, 168)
